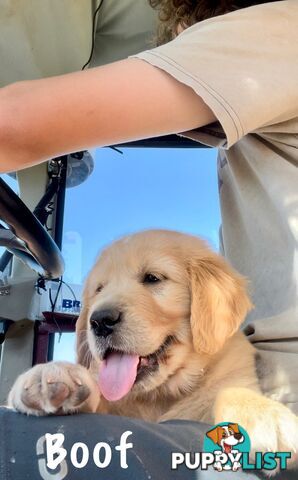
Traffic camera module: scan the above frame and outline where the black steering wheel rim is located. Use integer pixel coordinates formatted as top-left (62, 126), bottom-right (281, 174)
top-left (0, 177), bottom-right (64, 279)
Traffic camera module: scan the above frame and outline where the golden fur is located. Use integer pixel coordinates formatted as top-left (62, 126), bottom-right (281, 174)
top-left (8, 230), bottom-right (298, 467)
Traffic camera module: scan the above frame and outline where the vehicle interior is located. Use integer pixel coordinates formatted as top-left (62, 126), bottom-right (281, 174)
top-left (0, 1), bottom-right (296, 479)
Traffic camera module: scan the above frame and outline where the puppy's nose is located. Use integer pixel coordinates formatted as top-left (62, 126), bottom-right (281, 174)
top-left (234, 433), bottom-right (242, 440)
top-left (90, 309), bottom-right (122, 338)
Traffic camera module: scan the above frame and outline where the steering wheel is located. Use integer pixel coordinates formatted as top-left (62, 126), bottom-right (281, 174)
top-left (0, 177), bottom-right (64, 279)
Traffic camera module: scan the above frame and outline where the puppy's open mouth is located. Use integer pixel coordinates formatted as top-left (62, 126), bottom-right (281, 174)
top-left (223, 443), bottom-right (232, 454)
top-left (98, 336), bottom-right (175, 402)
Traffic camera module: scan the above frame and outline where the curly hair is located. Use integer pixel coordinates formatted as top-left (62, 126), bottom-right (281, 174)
top-left (149, 0), bottom-right (280, 45)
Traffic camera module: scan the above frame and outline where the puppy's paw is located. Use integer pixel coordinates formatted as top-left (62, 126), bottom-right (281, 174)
top-left (8, 362), bottom-right (99, 416)
top-left (214, 388), bottom-right (298, 473)
top-left (248, 403), bottom-right (298, 461)
top-left (232, 462), bottom-right (241, 471)
top-left (213, 461), bottom-right (223, 471)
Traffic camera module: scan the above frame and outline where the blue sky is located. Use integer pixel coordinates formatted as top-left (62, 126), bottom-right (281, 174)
top-left (62, 146), bottom-right (221, 286)
top-left (1, 147), bottom-right (221, 277)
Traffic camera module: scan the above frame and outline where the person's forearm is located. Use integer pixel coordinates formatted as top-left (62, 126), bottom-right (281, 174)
top-left (0, 59), bottom-right (216, 173)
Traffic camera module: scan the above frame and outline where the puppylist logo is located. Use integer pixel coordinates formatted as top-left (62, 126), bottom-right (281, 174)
top-left (172, 422), bottom-right (291, 473)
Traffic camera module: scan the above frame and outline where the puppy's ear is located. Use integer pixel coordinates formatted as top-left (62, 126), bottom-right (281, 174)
top-left (206, 426), bottom-right (220, 445)
top-left (229, 423), bottom-right (240, 434)
top-left (189, 255), bottom-right (252, 355)
top-left (76, 307), bottom-right (92, 368)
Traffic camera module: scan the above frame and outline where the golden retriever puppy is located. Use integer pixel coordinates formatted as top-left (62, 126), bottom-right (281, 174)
top-left (8, 230), bottom-right (298, 464)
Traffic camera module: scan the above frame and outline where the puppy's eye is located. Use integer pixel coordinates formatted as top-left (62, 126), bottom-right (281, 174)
top-left (143, 273), bottom-right (161, 284)
top-left (95, 285), bottom-right (103, 293)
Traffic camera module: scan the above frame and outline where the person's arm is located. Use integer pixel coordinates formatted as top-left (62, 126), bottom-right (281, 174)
top-left (0, 58), bottom-right (216, 173)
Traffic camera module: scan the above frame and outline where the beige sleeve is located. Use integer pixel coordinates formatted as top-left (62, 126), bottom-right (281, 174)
top-left (131, 1), bottom-right (298, 149)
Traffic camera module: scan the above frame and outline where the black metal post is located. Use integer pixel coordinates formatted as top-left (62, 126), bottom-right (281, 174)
top-left (53, 156), bottom-right (67, 250)
top-left (47, 156), bottom-right (67, 361)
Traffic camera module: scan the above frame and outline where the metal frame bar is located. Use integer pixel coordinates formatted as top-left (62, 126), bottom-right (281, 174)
top-left (33, 312), bottom-right (78, 364)
top-left (115, 134), bottom-right (207, 149)
top-left (52, 157), bottom-right (67, 250)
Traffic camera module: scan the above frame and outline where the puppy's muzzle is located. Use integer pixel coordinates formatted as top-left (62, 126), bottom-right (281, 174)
top-left (90, 308), bottom-right (122, 338)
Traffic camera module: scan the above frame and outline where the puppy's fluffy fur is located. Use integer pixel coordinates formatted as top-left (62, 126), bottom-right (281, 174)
top-left (8, 230), bottom-right (298, 466)
top-left (77, 229), bottom-right (256, 421)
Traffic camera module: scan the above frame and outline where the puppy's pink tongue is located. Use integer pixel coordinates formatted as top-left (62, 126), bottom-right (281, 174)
top-left (99, 352), bottom-right (139, 402)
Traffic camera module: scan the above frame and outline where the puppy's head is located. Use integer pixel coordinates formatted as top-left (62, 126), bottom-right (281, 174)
top-left (207, 423), bottom-right (244, 452)
top-left (76, 230), bottom-right (252, 402)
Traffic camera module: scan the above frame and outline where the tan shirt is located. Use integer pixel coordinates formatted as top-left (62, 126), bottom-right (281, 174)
top-left (132, 1), bottom-right (298, 411)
